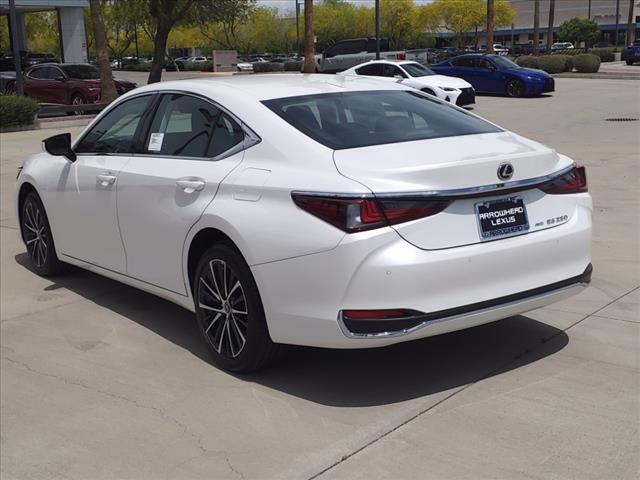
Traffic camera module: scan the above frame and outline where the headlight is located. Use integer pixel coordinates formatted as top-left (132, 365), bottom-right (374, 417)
top-left (438, 87), bottom-right (457, 92)
top-left (526, 76), bottom-right (542, 81)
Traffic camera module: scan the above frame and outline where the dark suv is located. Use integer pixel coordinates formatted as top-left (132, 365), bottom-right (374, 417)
top-left (626, 40), bottom-right (640, 65)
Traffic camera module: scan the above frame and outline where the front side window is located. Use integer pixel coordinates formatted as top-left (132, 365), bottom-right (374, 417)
top-left (263, 90), bottom-right (501, 150)
top-left (452, 57), bottom-right (473, 67)
top-left (401, 63), bottom-right (435, 77)
top-left (381, 64), bottom-right (406, 78)
top-left (28, 67), bottom-right (50, 79)
top-left (75, 95), bottom-right (151, 154)
top-left (144, 93), bottom-right (244, 158)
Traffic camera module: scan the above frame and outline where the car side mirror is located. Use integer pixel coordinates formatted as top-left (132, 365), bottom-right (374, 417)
top-left (43, 133), bottom-right (76, 162)
top-left (54, 75), bottom-right (66, 82)
top-left (394, 74), bottom-right (404, 82)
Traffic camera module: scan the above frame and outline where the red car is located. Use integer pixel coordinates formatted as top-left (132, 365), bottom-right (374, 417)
top-left (18, 63), bottom-right (136, 106)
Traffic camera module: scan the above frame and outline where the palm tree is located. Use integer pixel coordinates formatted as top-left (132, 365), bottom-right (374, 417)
top-left (533, 0), bottom-right (540, 55)
top-left (546, 0), bottom-right (556, 52)
top-left (487, 0), bottom-right (495, 54)
top-left (627, 0), bottom-right (636, 46)
top-left (303, 0), bottom-right (315, 73)
top-left (89, 0), bottom-right (117, 103)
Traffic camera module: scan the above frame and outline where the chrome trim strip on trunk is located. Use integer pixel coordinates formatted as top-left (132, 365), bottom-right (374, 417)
top-left (293, 164), bottom-right (576, 200)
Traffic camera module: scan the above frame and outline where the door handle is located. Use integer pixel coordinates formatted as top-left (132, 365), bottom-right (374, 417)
top-left (176, 178), bottom-right (206, 194)
top-left (96, 173), bottom-right (116, 187)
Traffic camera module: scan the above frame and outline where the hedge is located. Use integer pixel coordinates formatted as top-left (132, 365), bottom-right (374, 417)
top-left (515, 55), bottom-right (539, 69)
top-left (536, 55), bottom-right (568, 73)
top-left (589, 48), bottom-right (615, 62)
top-left (183, 61), bottom-right (213, 71)
top-left (253, 62), bottom-right (284, 73)
top-left (0, 94), bottom-right (39, 129)
top-left (572, 53), bottom-right (601, 73)
top-left (517, 54), bottom-right (576, 73)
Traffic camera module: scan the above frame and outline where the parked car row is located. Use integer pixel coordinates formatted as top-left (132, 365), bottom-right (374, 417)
top-left (4, 63), bottom-right (137, 111)
top-left (0, 51), bottom-right (60, 71)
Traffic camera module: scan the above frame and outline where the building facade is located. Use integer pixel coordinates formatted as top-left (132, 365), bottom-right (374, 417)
top-left (1, 0), bottom-right (89, 63)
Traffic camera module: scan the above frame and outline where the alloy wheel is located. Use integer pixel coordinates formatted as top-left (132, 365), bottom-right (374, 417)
top-left (197, 259), bottom-right (248, 358)
top-left (22, 200), bottom-right (48, 268)
top-left (507, 79), bottom-right (523, 97)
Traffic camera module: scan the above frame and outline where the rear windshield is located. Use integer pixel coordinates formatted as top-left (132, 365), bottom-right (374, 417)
top-left (263, 90), bottom-right (501, 150)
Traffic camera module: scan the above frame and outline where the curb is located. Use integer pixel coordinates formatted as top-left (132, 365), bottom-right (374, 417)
top-left (0, 115), bottom-right (94, 133)
top-left (553, 73), bottom-right (640, 80)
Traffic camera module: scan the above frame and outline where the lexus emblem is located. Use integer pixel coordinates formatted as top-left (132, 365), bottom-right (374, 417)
top-left (497, 163), bottom-right (514, 181)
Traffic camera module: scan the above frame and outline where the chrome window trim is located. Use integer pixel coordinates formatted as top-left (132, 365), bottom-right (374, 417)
top-left (291, 163), bottom-right (576, 200)
top-left (73, 89), bottom-right (261, 159)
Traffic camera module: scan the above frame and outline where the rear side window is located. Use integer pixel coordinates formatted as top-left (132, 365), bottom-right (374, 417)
top-left (355, 63), bottom-right (383, 76)
top-left (144, 93), bottom-right (244, 158)
top-left (263, 90), bottom-right (501, 150)
top-left (75, 95), bottom-right (151, 154)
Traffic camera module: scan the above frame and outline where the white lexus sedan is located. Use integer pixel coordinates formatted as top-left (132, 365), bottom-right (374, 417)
top-left (341, 60), bottom-right (476, 106)
top-left (16, 74), bottom-right (592, 372)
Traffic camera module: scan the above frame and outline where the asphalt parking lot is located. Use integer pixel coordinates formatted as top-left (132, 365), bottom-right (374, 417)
top-left (1, 77), bottom-right (639, 480)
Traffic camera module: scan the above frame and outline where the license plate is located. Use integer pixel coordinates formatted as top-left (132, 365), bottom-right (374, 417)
top-left (475, 196), bottom-right (529, 240)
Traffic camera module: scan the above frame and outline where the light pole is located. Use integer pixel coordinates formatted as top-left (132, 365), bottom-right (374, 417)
top-left (614, 0), bottom-right (620, 47)
top-left (8, 0), bottom-right (23, 96)
top-left (375, 0), bottom-right (380, 59)
top-left (295, 0), bottom-right (301, 57)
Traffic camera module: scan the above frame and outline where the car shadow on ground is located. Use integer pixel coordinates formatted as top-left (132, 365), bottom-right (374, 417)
top-left (16, 253), bottom-right (569, 408)
top-left (476, 93), bottom-right (554, 99)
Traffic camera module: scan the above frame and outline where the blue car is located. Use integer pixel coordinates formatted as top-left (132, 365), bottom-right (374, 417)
top-left (431, 54), bottom-right (554, 97)
top-left (626, 39), bottom-right (640, 65)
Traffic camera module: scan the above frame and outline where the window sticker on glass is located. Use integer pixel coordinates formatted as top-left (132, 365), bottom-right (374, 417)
top-left (148, 133), bottom-right (165, 151)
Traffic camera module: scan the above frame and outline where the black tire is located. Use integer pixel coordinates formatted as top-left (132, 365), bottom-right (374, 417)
top-left (20, 191), bottom-right (63, 277)
top-left (193, 244), bottom-right (279, 372)
top-left (69, 93), bottom-right (85, 116)
top-left (626, 59), bottom-right (634, 66)
top-left (506, 78), bottom-right (524, 97)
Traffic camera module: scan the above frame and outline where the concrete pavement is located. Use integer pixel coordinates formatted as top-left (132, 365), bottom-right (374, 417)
top-left (1, 78), bottom-right (639, 480)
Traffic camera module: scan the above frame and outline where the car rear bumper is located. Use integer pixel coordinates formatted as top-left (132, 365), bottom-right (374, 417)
top-left (252, 199), bottom-right (592, 348)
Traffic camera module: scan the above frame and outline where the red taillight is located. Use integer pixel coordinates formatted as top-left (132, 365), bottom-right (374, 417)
top-left (540, 166), bottom-right (588, 195)
top-left (291, 194), bottom-right (450, 233)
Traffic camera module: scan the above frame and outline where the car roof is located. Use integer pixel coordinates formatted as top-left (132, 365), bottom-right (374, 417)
top-left (131, 73), bottom-right (413, 102)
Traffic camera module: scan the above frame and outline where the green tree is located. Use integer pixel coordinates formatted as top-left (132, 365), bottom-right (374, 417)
top-left (194, 0), bottom-right (256, 51)
top-left (146, 0), bottom-right (195, 83)
top-left (380, 0), bottom-right (415, 50)
top-left (558, 17), bottom-right (600, 48)
top-left (429, 0), bottom-right (514, 48)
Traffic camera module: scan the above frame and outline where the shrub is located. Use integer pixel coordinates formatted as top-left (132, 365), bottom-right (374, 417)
top-left (573, 53), bottom-right (600, 73)
top-left (536, 55), bottom-right (568, 73)
top-left (184, 61), bottom-right (212, 71)
top-left (590, 48), bottom-right (615, 62)
top-left (515, 55), bottom-right (539, 69)
top-left (0, 94), bottom-right (39, 129)
top-left (253, 62), bottom-right (284, 73)
top-left (283, 61), bottom-right (303, 72)
top-left (563, 55), bottom-right (574, 71)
